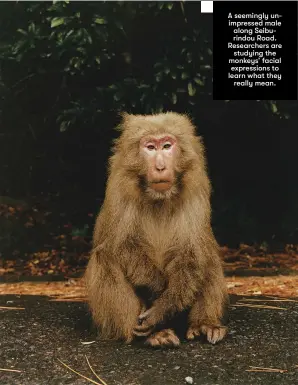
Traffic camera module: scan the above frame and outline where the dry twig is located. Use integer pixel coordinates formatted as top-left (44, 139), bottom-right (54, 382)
top-left (57, 358), bottom-right (103, 385)
top-left (231, 303), bottom-right (287, 310)
top-left (246, 366), bottom-right (287, 373)
top-left (85, 355), bottom-right (108, 385)
top-left (240, 298), bottom-right (298, 303)
top-left (49, 297), bottom-right (86, 302)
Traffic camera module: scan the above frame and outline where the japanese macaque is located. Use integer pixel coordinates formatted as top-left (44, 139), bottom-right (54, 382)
top-left (84, 112), bottom-right (229, 348)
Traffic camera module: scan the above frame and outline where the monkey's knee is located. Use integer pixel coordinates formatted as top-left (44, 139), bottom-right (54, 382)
top-left (88, 283), bottom-right (142, 341)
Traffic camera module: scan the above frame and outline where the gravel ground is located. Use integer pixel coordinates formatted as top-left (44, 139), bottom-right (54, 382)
top-left (0, 293), bottom-right (297, 385)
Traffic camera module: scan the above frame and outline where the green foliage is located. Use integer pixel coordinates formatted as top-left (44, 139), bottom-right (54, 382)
top-left (0, 0), bottom-right (292, 133)
top-left (0, 1), bottom-right (217, 132)
top-left (0, 0), bottom-right (294, 132)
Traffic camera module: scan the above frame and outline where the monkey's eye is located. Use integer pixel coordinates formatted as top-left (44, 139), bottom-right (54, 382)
top-left (163, 143), bottom-right (172, 150)
top-left (146, 144), bottom-right (155, 151)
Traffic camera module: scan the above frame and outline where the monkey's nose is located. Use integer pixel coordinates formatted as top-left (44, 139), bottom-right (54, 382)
top-left (156, 165), bottom-right (166, 171)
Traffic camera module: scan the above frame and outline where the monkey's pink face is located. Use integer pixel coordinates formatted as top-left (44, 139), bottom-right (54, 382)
top-left (140, 135), bottom-right (178, 194)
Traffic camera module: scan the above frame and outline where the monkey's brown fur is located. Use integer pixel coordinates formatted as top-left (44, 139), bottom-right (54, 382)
top-left (84, 112), bottom-right (229, 347)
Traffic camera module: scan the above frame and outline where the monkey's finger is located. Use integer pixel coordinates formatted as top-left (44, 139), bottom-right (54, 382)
top-left (133, 323), bottom-right (154, 337)
top-left (133, 329), bottom-right (153, 337)
top-left (138, 310), bottom-right (151, 320)
top-left (137, 318), bottom-right (143, 326)
top-left (134, 323), bottom-right (152, 333)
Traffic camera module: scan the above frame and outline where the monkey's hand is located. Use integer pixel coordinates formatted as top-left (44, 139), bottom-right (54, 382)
top-left (133, 306), bottom-right (161, 337)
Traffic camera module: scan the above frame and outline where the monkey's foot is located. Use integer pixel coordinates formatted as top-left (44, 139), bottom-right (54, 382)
top-left (145, 329), bottom-right (180, 348)
top-left (186, 324), bottom-right (227, 344)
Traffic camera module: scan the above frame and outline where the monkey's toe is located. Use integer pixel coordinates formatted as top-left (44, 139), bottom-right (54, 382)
top-left (145, 329), bottom-right (180, 348)
top-left (200, 324), bottom-right (228, 344)
top-left (186, 326), bottom-right (201, 340)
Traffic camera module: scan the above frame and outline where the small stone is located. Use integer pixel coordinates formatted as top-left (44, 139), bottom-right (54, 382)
top-left (174, 366), bottom-right (180, 370)
top-left (185, 376), bottom-right (193, 384)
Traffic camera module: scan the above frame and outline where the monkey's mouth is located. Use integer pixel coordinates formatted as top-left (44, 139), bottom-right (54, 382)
top-left (150, 180), bottom-right (173, 192)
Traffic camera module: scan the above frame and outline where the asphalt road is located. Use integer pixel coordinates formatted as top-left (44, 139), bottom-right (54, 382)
top-left (0, 293), bottom-right (297, 385)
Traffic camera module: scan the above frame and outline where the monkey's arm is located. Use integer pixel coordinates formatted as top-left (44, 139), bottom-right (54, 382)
top-left (119, 238), bottom-right (167, 295)
top-left (93, 208), bottom-right (166, 295)
top-left (134, 246), bottom-right (204, 334)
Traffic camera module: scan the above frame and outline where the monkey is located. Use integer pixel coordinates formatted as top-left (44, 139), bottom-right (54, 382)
top-left (84, 112), bottom-right (229, 348)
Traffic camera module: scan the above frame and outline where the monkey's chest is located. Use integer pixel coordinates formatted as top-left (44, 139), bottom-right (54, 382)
top-left (141, 219), bottom-right (176, 267)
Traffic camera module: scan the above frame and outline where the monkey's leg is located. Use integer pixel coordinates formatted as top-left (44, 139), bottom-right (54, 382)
top-left (134, 247), bottom-right (204, 335)
top-left (145, 329), bottom-right (180, 348)
top-left (85, 256), bottom-right (142, 343)
top-left (187, 271), bottom-right (229, 344)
